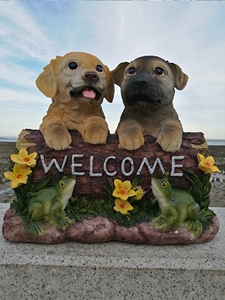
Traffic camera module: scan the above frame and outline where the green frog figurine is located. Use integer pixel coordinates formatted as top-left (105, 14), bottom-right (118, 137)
top-left (151, 175), bottom-right (202, 235)
top-left (27, 175), bottom-right (76, 235)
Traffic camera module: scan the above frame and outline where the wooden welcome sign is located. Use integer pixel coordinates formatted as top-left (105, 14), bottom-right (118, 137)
top-left (18, 129), bottom-right (209, 200)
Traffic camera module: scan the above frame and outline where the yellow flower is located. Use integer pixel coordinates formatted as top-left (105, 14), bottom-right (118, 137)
top-left (197, 153), bottom-right (220, 174)
top-left (112, 179), bottom-right (137, 201)
top-left (136, 188), bottom-right (144, 200)
top-left (114, 199), bottom-right (134, 215)
top-left (4, 164), bottom-right (32, 188)
top-left (11, 148), bottom-right (38, 168)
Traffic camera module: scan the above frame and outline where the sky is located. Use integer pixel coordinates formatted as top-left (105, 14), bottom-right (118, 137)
top-left (0, 0), bottom-right (225, 141)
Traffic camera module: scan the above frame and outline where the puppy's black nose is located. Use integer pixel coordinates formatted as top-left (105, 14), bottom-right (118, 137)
top-left (84, 72), bottom-right (99, 82)
top-left (134, 79), bottom-right (148, 89)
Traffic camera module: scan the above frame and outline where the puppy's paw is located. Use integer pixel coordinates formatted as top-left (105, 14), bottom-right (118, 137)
top-left (119, 133), bottom-right (145, 150)
top-left (156, 120), bottom-right (183, 152)
top-left (157, 133), bottom-right (182, 153)
top-left (82, 117), bottom-right (108, 144)
top-left (43, 125), bottom-right (72, 150)
top-left (83, 127), bottom-right (108, 144)
top-left (118, 122), bottom-right (144, 150)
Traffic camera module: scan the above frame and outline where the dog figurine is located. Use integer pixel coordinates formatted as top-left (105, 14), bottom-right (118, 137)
top-left (111, 56), bottom-right (188, 152)
top-left (36, 52), bottom-right (114, 150)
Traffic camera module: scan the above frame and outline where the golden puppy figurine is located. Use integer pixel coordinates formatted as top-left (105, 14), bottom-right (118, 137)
top-left (36, 52), bottom-right (114, 150)
top-left (111, 56), bottom-right (188, 152)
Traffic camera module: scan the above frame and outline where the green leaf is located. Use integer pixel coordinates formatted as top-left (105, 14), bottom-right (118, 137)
top-left (199, 209), bottom-right (215, 230)
top-left (132, 176), bottom-right (139, 189)
top-left (202, 173), bottom-right (211, 187)
top-left (184, 169), bottom-right (203, 192)
top-left (31, 176), bottom-right (51, 192)
top-left (203, 182), bottom-right (211, 197)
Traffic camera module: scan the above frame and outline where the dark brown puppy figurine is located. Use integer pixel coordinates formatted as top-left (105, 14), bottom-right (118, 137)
top-left (111, 56), bottom-right (188, 152)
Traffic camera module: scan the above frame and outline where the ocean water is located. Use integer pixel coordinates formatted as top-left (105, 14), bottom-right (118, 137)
top-left (207, 140), bottom-right (225, 146)
top-left (0, 137), bottom-right (17, 143)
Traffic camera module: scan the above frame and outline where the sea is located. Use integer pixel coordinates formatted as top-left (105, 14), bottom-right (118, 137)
top-left (0, 137), bottom-right (225, 146)
top-left (207, 140), bottom-right (225, 146)
top-left (0, 137), bottom-right (18, 143)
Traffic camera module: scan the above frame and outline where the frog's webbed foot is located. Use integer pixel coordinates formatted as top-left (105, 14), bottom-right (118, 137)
top-left (27, 220), bottom-right (44, 236)
top-left (49, 201), bottom-right (72, 230)
top-left (154, 214), bottom-right (177, 229)
top-left (154, 215), bottom-right (167, 228)
top-left (185, 219), bottom-right (202, 236)
top-left (48, 214), bottom-right (72, 230)
top-left (56, 216), bottom-right (72, 230)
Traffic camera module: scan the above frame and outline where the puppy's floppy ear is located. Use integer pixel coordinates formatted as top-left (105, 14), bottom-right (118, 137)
top-left (169, 63), bottom-right (189, 90)
top-left (104, 65), bottom-right (115, 103)
top-left (36, 56), bottom-right (62, 98)
top-left (111, 62), bottom-right (129, 87)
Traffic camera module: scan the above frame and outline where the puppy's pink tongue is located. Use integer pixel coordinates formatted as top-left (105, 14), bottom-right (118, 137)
top-left (82, 89), bottom-right (96, 99)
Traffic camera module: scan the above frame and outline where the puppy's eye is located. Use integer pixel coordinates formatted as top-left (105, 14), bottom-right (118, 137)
top-left (68, 62), bottom-right (78, 70)
top-left (128, 67), bottom-right (136, 75)
top-left (96, 65), bottom-right (103, 72)
top-left (154, 67), bottom-right (164, 76)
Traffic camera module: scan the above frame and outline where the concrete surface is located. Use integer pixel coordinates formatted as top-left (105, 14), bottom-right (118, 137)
top-left (0, 203), bottom-right (225, 300)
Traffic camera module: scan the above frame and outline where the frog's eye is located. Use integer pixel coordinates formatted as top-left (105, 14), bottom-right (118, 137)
top-left (59, 181), bottom-right (65, 187)
top-left (161, 182), bottom-right (168, 188)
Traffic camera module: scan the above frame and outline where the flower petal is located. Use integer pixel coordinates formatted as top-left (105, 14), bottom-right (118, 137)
top-left (205, 156), bottom-right (215, 166)
top-left (119, 194), bottom-right (129, 201)
top-left (204, 165), bottom-right (220, 174)
top-left (112, 190), bottom-right (121, 198)
top-left (136, 189), bottom-right (144, 200)
top-left (4, 171), bottom-right (16, 181)
top-left (125, 201), bottom-right (134, 211)
top-left (114, 179), bottom-right (122, 190)
top-left (197, 153), bottom-right (220, 174)
top-left (29, 152), bottom-right (38, 159)
top-left (13, 164), bottom-right (32, 176)
top-left (123, 180), bottom-right (132, 191)
top-left (20, 147), bottom-right (29, 157)
top-left (197, 153), bottom-right (205, 163)
top-left (127, 189), bottom-right (137, 198)
top-left (114, 199), bottom-right (133, 215)
top-left (11, 148), bottom-right (37, 167)
top-left (11, 181), bottom-right (22, 189)
top-left (10, 153), bottom-right (22, 164)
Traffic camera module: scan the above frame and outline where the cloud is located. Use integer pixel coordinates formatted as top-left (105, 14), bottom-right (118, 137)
top-left (0, 88), bottom-right (47, 105)
top-left (0, 62), bottom-right (37, 90)
top-left (0, 2), bottom-right (55, 61)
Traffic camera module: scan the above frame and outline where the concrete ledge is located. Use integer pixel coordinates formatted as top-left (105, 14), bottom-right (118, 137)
top-left (1, 203), bottom-right (225, 300)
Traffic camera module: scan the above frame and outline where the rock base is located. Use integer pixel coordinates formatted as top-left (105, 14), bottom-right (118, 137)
top-left (2, 208), bottom-right (220, 245)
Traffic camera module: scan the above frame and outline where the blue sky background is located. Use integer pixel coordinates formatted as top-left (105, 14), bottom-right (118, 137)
top-left (0, 1), bottom-right (225, 140)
